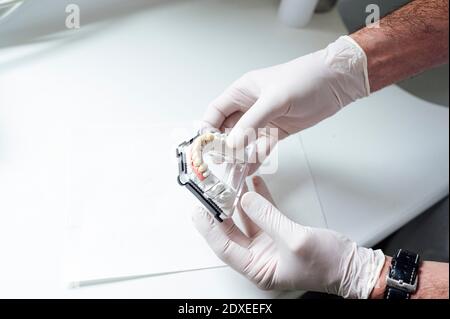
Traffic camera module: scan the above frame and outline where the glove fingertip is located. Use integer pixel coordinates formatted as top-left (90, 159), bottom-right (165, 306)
top-left (240, 191), bottom-right (261, 213)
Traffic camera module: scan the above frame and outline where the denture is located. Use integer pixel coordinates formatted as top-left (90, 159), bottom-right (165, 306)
top-left (189, 132), bottom-right (221, 181)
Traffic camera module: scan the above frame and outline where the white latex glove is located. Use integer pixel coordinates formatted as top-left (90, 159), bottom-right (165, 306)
top-left (192, 176), bottom-right (385, 299)
top-left (202, 35), bottom-right (370, 151)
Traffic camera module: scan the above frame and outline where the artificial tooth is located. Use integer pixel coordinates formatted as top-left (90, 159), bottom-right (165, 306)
top-left (193, 159), bottom-right (201, 167)
top-left (191, 142), bottom-right (201, 154)
top-left (205, 133), bottom-right (214, 142)
top-left (198, 163), bottom-right (208, 173)
top-left (200, 133), bottom-right (214, 145)
top-left (192, 151), bottom-right (201, 162)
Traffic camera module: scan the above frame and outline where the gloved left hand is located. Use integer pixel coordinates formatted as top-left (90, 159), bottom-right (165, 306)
top-left (200, 36), bottom-right (370, 174)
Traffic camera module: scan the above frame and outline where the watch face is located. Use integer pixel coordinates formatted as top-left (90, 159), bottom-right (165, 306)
top-left (396, 250), bottom-right (420, 266)
top-left (386, 250), bottom-right (420, 298)
top-left (390, 267), bottom-right (409, 281)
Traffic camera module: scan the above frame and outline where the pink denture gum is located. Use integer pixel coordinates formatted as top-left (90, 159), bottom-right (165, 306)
top-left (188, 150), bottom-right (206, 181)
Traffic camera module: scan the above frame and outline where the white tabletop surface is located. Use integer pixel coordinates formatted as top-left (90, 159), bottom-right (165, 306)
top-left (0, 0), bottom-right (448, 298)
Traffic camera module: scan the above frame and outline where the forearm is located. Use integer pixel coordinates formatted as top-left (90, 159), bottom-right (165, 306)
top-left (351, 0), bottom-right (449, 92)
top-left (370, 256), bottom-right (449, 299)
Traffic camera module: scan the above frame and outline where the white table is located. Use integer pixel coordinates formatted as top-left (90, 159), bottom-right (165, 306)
top-left (0, 0), bottom-right (448, 298)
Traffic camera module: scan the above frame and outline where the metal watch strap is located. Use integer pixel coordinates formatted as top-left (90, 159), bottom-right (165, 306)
top-left (384, 249), bottom-right (420, 299)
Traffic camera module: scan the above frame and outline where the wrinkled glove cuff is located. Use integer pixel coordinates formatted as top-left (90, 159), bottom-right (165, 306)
top-left (340, 35), bottom-right (371, 96)
top-left (324, 35), bottom-right (371, 107)
top-left (339, 247), bottom-right (385, 299)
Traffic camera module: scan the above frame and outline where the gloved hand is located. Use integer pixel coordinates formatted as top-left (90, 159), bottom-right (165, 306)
top-left (192, 176), bottom-right (385, 299)
top-left (202, 35), bottom-right (370, 152)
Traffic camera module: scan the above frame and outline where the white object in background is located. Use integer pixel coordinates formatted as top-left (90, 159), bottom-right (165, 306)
top-left (278, 0), bottom-right (319, 28)
top-left (0, 0), bottom-right (24, 22)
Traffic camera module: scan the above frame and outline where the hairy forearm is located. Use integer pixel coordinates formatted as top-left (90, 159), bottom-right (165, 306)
top-left (370, 256), bottom-right (449, 299)
top-left (351, 0), bottom-right (449, 92)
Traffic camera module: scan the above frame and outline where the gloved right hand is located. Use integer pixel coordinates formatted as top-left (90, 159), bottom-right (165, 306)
top-left (192, 176), bottom-right (385, 299)
top-left (202, 35), bottom-right (370, 153)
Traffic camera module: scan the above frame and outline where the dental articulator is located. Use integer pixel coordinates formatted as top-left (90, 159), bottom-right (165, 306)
top-left (176, 130), bottom-right (254, 222)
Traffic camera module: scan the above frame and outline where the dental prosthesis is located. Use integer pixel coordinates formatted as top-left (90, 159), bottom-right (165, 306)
top-left (176, 130), bottom-right (253, 222)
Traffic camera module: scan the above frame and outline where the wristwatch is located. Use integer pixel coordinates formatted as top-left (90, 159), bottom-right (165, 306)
top-left (384, 249), bottom-right (420, 299)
